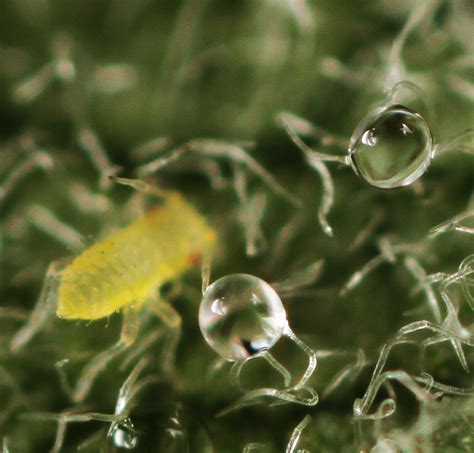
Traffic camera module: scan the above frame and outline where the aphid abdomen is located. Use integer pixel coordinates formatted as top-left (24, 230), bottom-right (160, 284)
top-left (57, 192), bottom-right (216, 320)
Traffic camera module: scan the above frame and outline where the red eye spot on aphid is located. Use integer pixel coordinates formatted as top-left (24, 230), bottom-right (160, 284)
top-left (146, 204), bottom-right (162, 221)
top-left (188, 251), bottom-right (202, 266)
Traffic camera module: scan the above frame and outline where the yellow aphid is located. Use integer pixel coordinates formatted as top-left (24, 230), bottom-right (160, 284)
top-left (57, 192), bottom-right (215, 320)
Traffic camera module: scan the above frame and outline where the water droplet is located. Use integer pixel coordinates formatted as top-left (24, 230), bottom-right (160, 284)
top-left (349, 105), bottom-right (433, 189)
top-left (112, 425), bottom-right (138, 450)
top-left (199, 274), bottom-right (287, 361)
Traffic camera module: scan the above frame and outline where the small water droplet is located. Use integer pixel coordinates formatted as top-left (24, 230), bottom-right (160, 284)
top-left (112, 424), bottom-right (138, 450)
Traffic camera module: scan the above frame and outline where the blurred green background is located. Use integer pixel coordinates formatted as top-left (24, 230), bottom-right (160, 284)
top-left (0, 0), bottom-right (473, 451)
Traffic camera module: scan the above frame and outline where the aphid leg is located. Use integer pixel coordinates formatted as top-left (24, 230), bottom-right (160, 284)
top-left (10, 259), bottom-right (69, 352)
top-left (148, 298), bottom-right (182, 376)
top-left (71, 307), bottom-right (140, 403)
top-left (120, 326), bottom-right (161, 372)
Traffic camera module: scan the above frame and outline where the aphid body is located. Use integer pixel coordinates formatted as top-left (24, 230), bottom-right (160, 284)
top-left (57, 192), bottom-right (216, 320)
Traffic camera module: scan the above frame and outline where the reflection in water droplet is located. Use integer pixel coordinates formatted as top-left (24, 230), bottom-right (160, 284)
top-left (211, 298), bottom-right (227, 316)
top-left (361, 129), bottom-right (377, 146)
top-left (112, 425), bottom-right (138, 450)
top-left (349, 105), bottom-right (433, 189)
top-left (199, 274), bottom-right (287, 361)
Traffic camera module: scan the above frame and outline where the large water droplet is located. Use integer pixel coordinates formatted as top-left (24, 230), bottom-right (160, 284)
top-left (349, 105), bottom-right (433, 189)
top-left (199, 274), bottom-right (287, 361)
